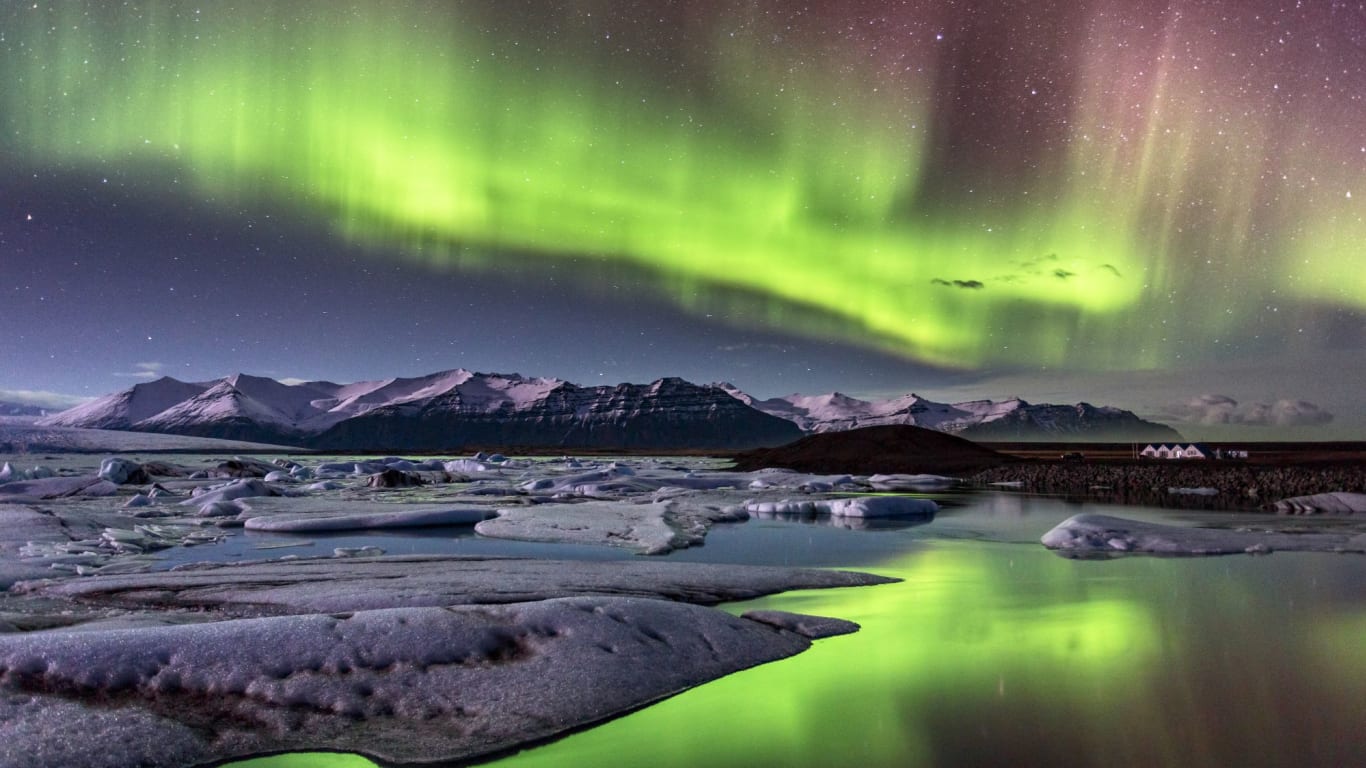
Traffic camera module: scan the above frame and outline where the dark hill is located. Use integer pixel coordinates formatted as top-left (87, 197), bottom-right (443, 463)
top-left (730, 424), bottom-right (1006, 475)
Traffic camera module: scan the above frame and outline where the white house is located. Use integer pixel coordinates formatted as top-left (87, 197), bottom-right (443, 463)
top-left (1139, 443), bottom-right (1212, 459)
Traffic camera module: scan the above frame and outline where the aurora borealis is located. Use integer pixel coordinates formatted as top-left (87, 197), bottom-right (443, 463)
top-left (2, 1), bottom-right (1362, 436)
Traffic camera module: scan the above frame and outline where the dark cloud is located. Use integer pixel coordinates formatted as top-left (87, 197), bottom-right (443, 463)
top-left (931, 278), bottom-right (985, 289)
top-left (1165, 394), bottom-right (1335, 427)
top-left (1053, 269), bottom-right (1075, 279)
top-left (1100, 264), bottom-right (1122, 277)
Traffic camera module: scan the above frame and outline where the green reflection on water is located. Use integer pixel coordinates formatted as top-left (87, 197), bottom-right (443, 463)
top-left (485, 542), bottom-right (1166, 768)
top-left (485, 542), bottom-right (1365, 768)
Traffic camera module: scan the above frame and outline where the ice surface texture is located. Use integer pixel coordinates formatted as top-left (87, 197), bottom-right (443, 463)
top-left (0, 597), bottom-right (815, 767)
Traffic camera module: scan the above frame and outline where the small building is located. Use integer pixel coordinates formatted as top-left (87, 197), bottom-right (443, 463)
top-left (1139, 443), bottom-right (1212, 460)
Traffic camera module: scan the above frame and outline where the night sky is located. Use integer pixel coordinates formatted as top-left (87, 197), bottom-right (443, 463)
top-left (2, 1), bottom-right (1362, 438)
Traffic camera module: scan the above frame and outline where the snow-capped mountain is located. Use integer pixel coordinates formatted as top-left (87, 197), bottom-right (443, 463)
top-left (37, 376), bottom-right (211, 431)
top-left (310, 376), bottom-right (803, 451)
top-left (718, 385), bottom-right (1181, 442)
top-left (40, 371), bottom-right (803, 451)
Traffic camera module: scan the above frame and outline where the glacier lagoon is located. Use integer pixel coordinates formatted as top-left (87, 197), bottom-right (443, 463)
top-left (2, 453), bottom-right (1363, 767)
top-left (213, 495), bottom-right (1365, 768)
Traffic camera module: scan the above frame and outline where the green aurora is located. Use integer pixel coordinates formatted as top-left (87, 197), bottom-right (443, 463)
top-left (3, 1), bottom-right (1361, 370)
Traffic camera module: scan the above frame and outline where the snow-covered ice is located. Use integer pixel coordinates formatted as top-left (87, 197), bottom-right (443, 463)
top-left (0, 597), bottom-right (821, 768)
top-left (1041, 513), bottom-right (1366, 556)
top-left (245, 506), bottom-right (492, 532)
top-left (744, 496), bottom-right (939, 519)
top-left (1271, 492), bottom-right (1366, 514)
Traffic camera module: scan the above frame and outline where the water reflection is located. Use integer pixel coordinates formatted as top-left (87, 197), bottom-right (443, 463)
top-left (487, 541), bottom-right (1365, 768)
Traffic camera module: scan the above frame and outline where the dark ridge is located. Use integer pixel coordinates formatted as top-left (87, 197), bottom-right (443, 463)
top-left (730, 424), bottom-right (1007, 475)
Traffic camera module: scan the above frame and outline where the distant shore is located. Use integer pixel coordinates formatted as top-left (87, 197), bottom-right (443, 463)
top-left (969, 459), bottom-right (1365, 511)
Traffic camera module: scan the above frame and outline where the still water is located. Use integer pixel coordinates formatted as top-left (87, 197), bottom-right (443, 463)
top-left (227, 493), bottom-right (1366, 768)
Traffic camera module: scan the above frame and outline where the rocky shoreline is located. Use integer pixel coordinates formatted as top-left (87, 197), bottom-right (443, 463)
top-left (969, 461), bottom-right (1365, 511)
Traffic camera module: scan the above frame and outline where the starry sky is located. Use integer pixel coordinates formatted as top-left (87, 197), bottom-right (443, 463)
top-left (1, 0), bottom-right (1362, 438)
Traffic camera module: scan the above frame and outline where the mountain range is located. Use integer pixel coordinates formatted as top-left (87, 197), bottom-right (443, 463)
top-left (720, 385), bottom-right (1182, 442)
top-left (37, 369), bottom-right (1181, 450)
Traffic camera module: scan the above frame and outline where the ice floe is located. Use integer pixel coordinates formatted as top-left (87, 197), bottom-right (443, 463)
top-left (0, 596), bottom-right (823, 768)
top-left (744, 496), bottom-right (939, 519)
top-left (867, 473), bottom-right (959, 491)
top-left (244, 506), bottom-right (491, 532)
top-left (0, 475), bottom-right (118, 500)
top-left (17, 554), bottom-right (894, 613)
top-left (1041, 513), bottom-right (1366, 556)
top-left (474, 498), bottom-right (743, 555)
top-left (181, 478), bottom-right (283, 506)
top-left (1271, 492), bottom-right (1366, 515)
top-left (98, 457), bottom-right (148, 485)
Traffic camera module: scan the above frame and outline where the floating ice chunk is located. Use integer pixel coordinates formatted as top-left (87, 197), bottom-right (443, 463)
top-left (479, 501), bottom-right (680, 554)
top-left (1041, 513), bottom-right (1366, 556)
top-left (179, 479), bottom-right (280, 506)
top-left (194, 500), bottom-right (250, 518)
top-left (461, 485), bottom-right (522, 497)
top-left (123, 494), bottom-right (153, 508)
top-left (305, 480), bottom-right (343, 491)
top-left (868, 474), bottom-right (959, 491)
top-left (244, 507), bottom-right (492, 532)
top-left (99, 457), bottom-right (147, 485)
top-left (1167, 487), bottom-right (1218, 496)
top-left (0, 476), bottom-right (118, 499)
top-left (214, 456), bottom-right (279, 478)
top-left (147, 484), bottom-right (179, 499)
top-left (744, 500), bottom-right (824, 516)
top-left (445, 459), bottom-right (492, 474)
top-left (1271, 492), bottom-right (1366, 515)
top-left (333, 546), bottom-right (386, 557)
top-left (825, 497), bottom-right (939, 518)
top-left (263, 471), bottom-right (294, 482)
top-left (517, 466), bottom-right (639, 494)
top-left (744, 496), bottom-right (938, 518)
top-left (315, 461), bottom-right (359, 473)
